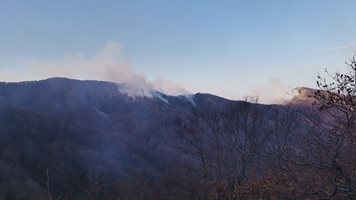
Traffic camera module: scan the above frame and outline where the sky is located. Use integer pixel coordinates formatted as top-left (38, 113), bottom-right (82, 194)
top-left (1, 0), bottom-right (356, 103)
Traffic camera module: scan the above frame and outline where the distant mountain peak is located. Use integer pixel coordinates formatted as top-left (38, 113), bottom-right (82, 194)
top-left (294, 87), bottom-right (315, 100)
top-left (286, 87), bottom-right (316, 106)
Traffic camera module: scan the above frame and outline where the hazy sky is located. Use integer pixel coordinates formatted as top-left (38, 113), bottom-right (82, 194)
top-left (1, 0), bottom-right (356, 102)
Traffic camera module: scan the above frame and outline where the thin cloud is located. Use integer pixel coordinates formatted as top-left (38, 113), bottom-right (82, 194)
top-left (154, 40), bottom-right (166, 45)
top-left (319, 41), bottom-right (356, 51)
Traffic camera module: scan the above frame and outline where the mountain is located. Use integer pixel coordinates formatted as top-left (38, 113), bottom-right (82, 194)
top-left (0, 77), bottom-right (237, 199)
top-left (286, 87), bottom-right (316, 107)
top-left (2, 78), bottom-right (349, 200)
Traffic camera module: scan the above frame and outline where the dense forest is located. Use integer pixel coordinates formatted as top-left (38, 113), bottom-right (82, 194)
top-left (0, 60), bottom-right (355, 200)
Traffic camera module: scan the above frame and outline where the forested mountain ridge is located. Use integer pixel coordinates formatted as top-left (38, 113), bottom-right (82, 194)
top-left (0, 78), bottom-right (231, 199)
top-left (0, 78), bottom-right (354, 200)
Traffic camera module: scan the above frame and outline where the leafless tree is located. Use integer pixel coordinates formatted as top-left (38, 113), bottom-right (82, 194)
top-left (175, 97), bottom-right (278, 199)
top-left (287, 56), bottom-right (356, 199)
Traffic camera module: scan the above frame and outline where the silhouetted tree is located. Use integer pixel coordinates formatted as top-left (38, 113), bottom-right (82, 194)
top-left (290, 55), bottom-right (356, 199)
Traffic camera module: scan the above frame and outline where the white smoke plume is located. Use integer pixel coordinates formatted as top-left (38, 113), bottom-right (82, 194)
top-left (250, 78), bottom-right (296, 104)
top-left (4, 41), bottom-right (188, 97)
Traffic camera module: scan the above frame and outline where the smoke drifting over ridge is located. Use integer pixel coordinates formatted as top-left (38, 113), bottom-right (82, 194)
top-left (0, 41), bottom-right (302, 103)
top-left (250, 79), bottom-right (296, 104)
top-left (8, 41), bottom-right (187, 97)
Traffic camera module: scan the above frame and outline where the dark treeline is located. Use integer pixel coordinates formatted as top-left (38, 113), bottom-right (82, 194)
top-left (0, 60), bottom-right (356, 199)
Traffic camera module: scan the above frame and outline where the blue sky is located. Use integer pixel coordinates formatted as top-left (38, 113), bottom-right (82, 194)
top-left (1, 0), bottom-right (356, 102)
